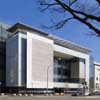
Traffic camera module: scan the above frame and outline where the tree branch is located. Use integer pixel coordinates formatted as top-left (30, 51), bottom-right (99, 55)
top-left (96, 0), bottom-right (100, 5)
top-left (71, 9), bottom-right (100, 22)
top-left (54, 0), bottom-right (100, 35)
top-left (42, 17), bottom-right (74, 29)
top-left (55, 0), bottom-right (100, 22)
top-left (39, 2), bottom-right (58, 12)
top-left (69, 0), bottom-right (77, 6)
top-left (53, 17), bottom-right (74, 29)
top-left (40, 0), bottom-right (100, 22)
top-left (39, 0), bottom-right (100, 35)
top-left (73, 14), bottom-right (100, 36)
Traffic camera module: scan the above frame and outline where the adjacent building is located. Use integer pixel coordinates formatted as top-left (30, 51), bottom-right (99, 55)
top-left (94, 62), bottom-right (100, 92)
top-left (0, 23), bottom-right (10, 87)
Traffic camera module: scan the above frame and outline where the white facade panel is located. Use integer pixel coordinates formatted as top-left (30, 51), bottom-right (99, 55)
top-left (54, 82), bottom-right (82, 88)
top-left (79, 59), bottom-right (85, 79)
top-left (94, 63), bottom-right (100, 91)
top-left (27, 32), bottom-right (54, 88)
top-left (18, 33), bottom-right (27, 86)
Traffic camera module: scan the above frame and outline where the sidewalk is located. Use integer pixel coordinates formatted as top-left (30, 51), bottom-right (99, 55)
top-left (75, 96), bottom-right (100, 99)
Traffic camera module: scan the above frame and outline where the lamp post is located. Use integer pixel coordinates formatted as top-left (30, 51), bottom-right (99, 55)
top-left (47, 66), bottom-right (50, 95)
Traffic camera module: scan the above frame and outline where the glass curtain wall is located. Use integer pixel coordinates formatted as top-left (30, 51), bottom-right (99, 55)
top-left (54, 57), bottom-right (81, 83)
top-left (54, 57), bottom-right (70, 82)
top-left (0, 25), bottom-right (11, 86)
top-left (89, 56), bottom-right (94, 92)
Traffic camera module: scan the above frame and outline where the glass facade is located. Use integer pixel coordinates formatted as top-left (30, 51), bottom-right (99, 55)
top-left (54, 57), bottom-right (80, 83)
top-left (54, 57), bottom-right (70, 82)
top-left (0, 25), bottom-right (11, 86)
top-left (89, 56), bottom-right (94, 91)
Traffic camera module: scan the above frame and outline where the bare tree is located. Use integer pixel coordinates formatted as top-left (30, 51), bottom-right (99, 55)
top-left (38, 0), bottom-right (100, 36)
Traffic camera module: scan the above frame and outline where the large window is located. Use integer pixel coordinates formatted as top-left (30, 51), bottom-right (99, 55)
top-left (54, 57), bottom-right (70, 82)
top-left (54, 57), bottom-right (81, 83)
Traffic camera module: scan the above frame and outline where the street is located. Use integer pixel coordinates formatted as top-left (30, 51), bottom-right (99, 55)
top-left (0, 95), bottom-right (100, 100)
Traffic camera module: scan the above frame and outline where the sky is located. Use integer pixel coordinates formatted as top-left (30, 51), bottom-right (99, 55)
top-left (0, 0), bottom-right (100, 62)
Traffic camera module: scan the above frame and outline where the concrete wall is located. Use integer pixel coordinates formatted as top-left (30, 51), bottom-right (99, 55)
top-left (54, 82), bottom-right (82, 88)
top-left (27, 32), bottom-right (54, 88)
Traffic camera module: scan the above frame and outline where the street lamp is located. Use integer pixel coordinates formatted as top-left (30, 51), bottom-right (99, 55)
top-left (47, 66), bottom-right (50, 95)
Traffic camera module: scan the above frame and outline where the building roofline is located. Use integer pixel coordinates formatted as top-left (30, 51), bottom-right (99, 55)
top-left (48, 34), bottom-right (91, 53)
top-left (7, 22), bottom-right (49, 35)
top-left (7, 22), bottom-right (91, 53)
top-left (94, 62), bottom-right (100, 66)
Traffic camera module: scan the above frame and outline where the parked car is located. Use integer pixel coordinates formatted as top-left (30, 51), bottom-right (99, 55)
top-left (72, 92), bottom-right (82, 96)
top-left (88, 91), bottom-right (100, 96)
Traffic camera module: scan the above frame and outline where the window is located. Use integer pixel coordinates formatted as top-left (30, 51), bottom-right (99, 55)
top-left (96, 83), bottom-right (99, 88)
top-left (96, 77), bottom-right (98, 81)
top-left (54, 58), bottom-right (71, 82)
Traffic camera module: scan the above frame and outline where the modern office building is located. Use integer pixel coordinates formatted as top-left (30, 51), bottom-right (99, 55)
top-left (5, 23), bottom-right (91, 94)
top-left (94, 62), bottom-right (100, 92)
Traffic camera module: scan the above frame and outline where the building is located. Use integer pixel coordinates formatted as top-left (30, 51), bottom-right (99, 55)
top-left (0, 23), bottom-right (11, 88)
top-left (5, 23), bottom-right (92, 94)
top-left (94, 62), bottom-right (100, 92)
